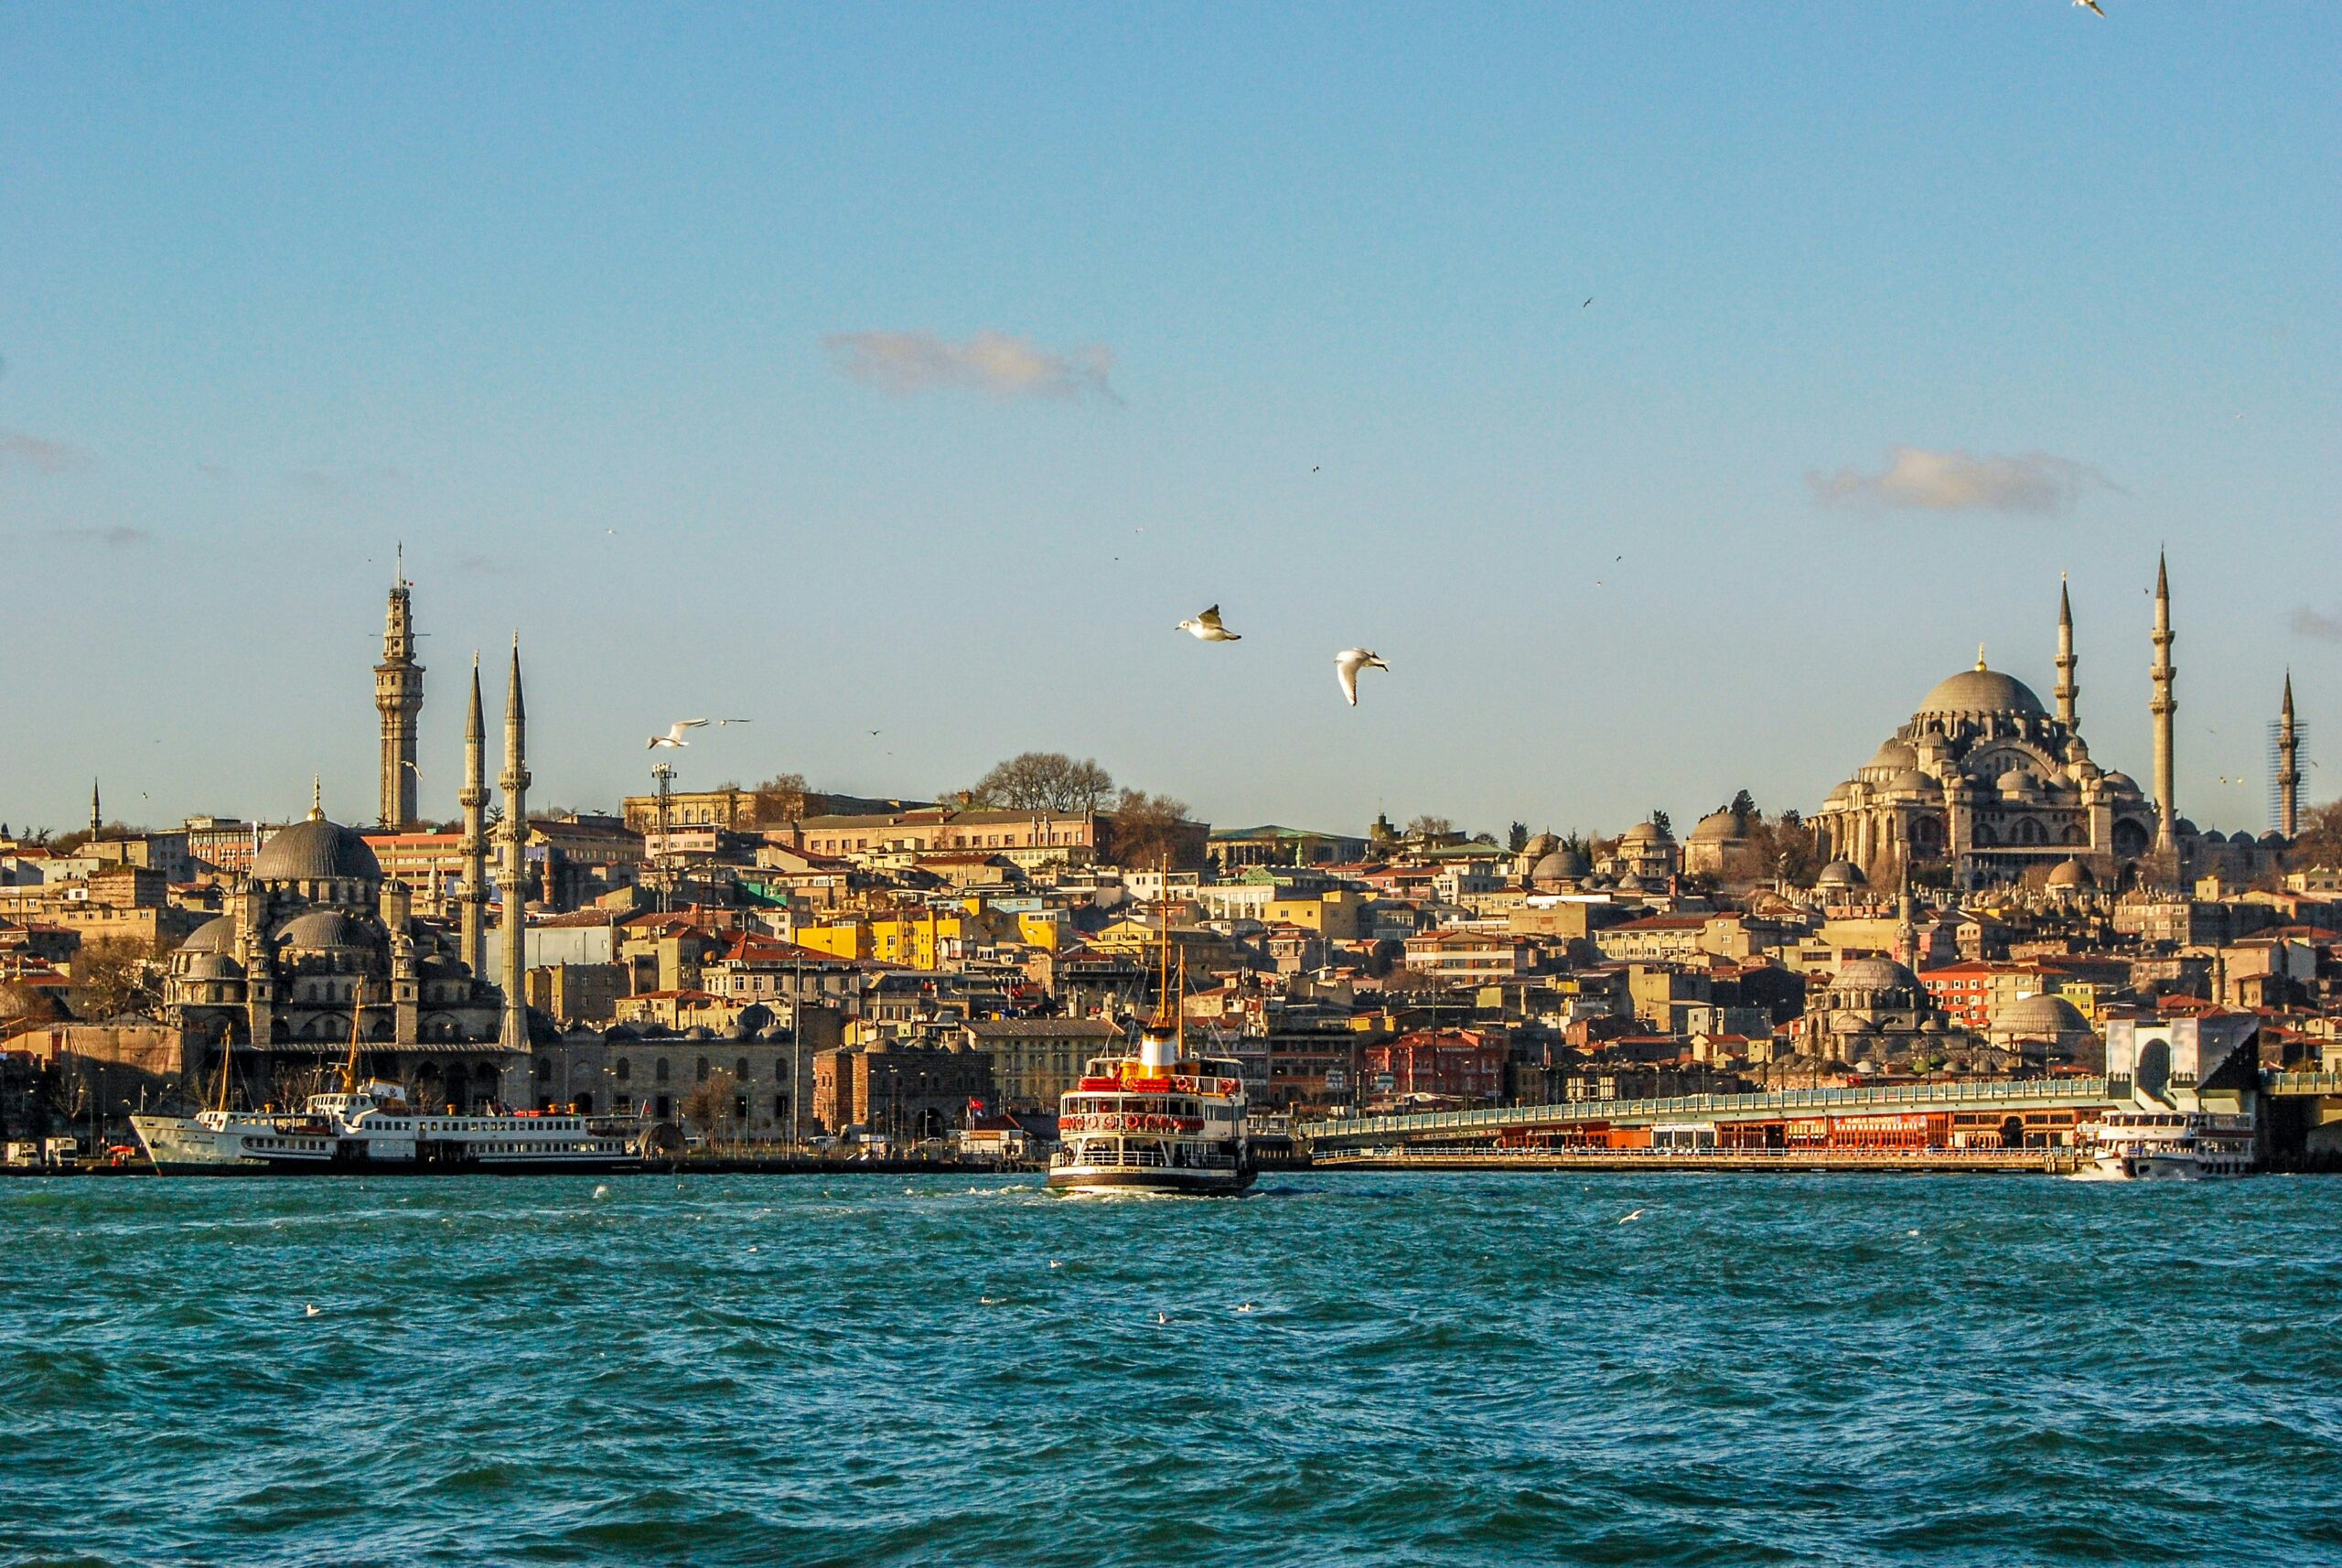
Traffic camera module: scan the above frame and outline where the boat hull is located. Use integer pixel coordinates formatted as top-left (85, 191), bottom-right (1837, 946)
top-left (1047, 1164), bottom-right (1255, 1195)
top-left (131, 1114), bottom-right (642, 1176)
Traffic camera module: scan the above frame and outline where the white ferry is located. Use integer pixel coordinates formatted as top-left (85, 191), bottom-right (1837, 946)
top-left (1049, 949), bottom-right (1252, 1196)
top-left (2070, 1109), bottom-right (2255, 1181)
top-left (133, 1077), bottom-right (645, 1175)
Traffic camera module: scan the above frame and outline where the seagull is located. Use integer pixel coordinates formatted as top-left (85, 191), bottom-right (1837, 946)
top-left (1617, 1208), bottom-right (1644, 1224)
top-left (2076, 0), bottom-right (2104, 13)
top-left (303, 1303), bottom-right (320, 1317)
top-left (1312, 465), bottom-right (1321, 473)
top-left (716, 718), bottom-right (752, 726)
top-left (647, 719), bottom-right (708, 750)
top-left (1155, 1311), bottom-right (1169, 1326)
top-left (1177, 606), bottom-right (1241, 642)
top-left (1335, 648), bottom-right (1389, 706)
top-left (1583, 297), bottom-right (1594, 307)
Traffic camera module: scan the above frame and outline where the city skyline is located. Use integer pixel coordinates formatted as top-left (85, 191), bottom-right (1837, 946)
top-left (3, 5), bottom-right (2336, 833)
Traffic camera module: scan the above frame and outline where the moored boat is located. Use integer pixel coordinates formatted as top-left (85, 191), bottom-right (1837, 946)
top-left (2069, 1109), bottom-right (2254, 1181)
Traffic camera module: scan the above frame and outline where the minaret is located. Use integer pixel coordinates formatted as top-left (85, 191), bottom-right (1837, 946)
top-left (375, 546), bottom-right (425, 830)
top-left (457, 654), bottom-right (489, 979)
top-left (498, 638), bottom-right (532, 1050)
top-left (2277, 671), bottom-right (2301, 839)
top-left (2054, 574), bottom-right (2079, 730)
top-left (2150, 552), bottom-right (2177, 855)
top-left (89, 779), bottom-right (102, 841)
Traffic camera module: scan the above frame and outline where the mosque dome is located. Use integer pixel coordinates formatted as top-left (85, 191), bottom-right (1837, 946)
top-left (1619, 819), bottom-right (1674, 845)
top-left (1832, 956), bottom-right (1918, 993)
top-left (275, 910), bottom-right (375, 953)
top-left (253, 814), bottom-right (382, 885)
top-left (2100, 771), bottom-right (2141, 796)
top-left (1520, 832), bottom-right (1562, 861)
top-left (1886, 768), bottom-right (1935, 795)
top-left (1814, 860), bottom-right (1866, 890)
top-left (1916, 661), bottom-right (2047, 718)
top-left (1993, 993), bottom-right (2089, 1038)
top-left (182, 951), bottom-right (245, 982)
top-left (1866, 740), bottom-right (1919, 774)
top-left (2045, 857), bottom-right (2096, 890)
top-left (181, 916), bottom-right (240, 955)
top-left (1531, 847), bottom-right (1590, 886)
top-left (1689, 810), bottom-right (1750, 843)
top-left (1998, 768), bottom-right (2045, 800)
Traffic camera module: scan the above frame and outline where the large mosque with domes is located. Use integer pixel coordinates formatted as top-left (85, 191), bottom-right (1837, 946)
top-left (1810, 558), bottom-right (2298, 892)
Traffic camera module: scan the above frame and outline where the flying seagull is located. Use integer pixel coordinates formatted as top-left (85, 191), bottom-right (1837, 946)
top-left (1335, 648), bottom-right (1390, 707)
top-left (647, 719), bottom-right (708, 750)
top-left (2075, 0), bottom-right (2104, 13)
top-left (1177, 606), bottom-right (1241, 642)
top-left (716, 718), bottom-right (752, 726)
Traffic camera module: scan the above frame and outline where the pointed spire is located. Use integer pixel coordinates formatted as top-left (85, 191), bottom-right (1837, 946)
top-left (2155, 550), bottom-right (2169, 601)
top-left (90, 779), bottom-right (102, 840)
top-left (465, 652), bottom-right (484, 742)
top-left (505, 634), bottom-right (525, 725)
top-left (395, 540), bottom-right (405, 587)
top-left (310, 776), bottom-right (324, 822)
top-left (2058, 572), bottom-right (2072, 626)
top-left (2283, 668), bottom-right (2295, 720)
top-left (1975, 643), bottom-right (1988, 671)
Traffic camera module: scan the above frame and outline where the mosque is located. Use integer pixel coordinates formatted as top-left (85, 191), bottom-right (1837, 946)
top-left (165, 569), bottom-right (538, 1105)
top-left (1810, 557), bottom-right (2298, 893)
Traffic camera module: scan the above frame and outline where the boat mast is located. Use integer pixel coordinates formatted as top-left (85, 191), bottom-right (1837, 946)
top-left (213, 1036), bottom-right (234, 1114)
top-left (342, 979), bottom-right (367, 1095)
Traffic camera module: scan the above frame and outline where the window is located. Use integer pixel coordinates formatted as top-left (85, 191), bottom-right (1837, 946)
top-left (736, 1057), bottom-right (750, 1081)
top-left (655, 1058), bottom-right (670, 1084)
top-left (696, 1057), bottom-right (709, 1082)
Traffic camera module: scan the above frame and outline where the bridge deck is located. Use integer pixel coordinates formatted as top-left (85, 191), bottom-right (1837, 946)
top-left (1300, 1077), bottom-right (2117, 1150)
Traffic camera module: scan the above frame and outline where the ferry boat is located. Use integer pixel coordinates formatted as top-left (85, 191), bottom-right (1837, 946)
top-left (1049, 946), bottom-right (1253, 1195)
top-left (2069, 1109), bottom-right (2255, 1181)
top-left (133, 1001), bottom-right (645, 1175)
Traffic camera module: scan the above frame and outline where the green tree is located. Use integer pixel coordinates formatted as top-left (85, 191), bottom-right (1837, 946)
top-left (1649, 810), bottom-right (1671, 837)
top-left (1507, 822), bottom-right (1530, 854)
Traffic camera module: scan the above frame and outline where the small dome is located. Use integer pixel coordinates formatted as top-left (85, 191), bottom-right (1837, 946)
top-left (1614, 873), bottom-right (1652, 892)
top-left (1832, 956), bottom-right (1918, 993)
top-left (181, 916), bottom-right (239, 955)
top-left (2100, 771), bottom-right (2140, 795)
top-left (183, 950), bottom-right (245, 982)
top-left (1886, 768), bottom-right (1935, 795)
top-left (253, 816), bottom-right (382, 884)
top-left (1690, 810), bottom-right (1749, 843)
top-left (1916, 663), bottom-right (2047, 718)
top-left (1520, 832), bottom-right (1562, 860)
top-left (275, 910), bottom-right (374, 951)
top-left (1815, 860), bottom-right (1866, 889)
top-left (1867, 740), bottom-right (1919, 773)
top-left (1619, 820), bottom-right (1674, 844)
top-left (2174, 818), bottom-right (2198, 838)
top-left (1993, 993), bottom-right (2090, 1037)
top-left (2045, 857), bottom-right (2096, 890)
top-left (1531, 847), bottom-right (1590, 886)
top-left (684, 1026), bottom-right (717, 1040)
top-left (1998, 768), bottom-right (2043, 800)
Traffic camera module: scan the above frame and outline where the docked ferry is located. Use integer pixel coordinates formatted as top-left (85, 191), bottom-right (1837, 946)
top-left (2069, 1109), bottom-right (2255, 1181)
top-left (133, 1079), bottom-right (645, 1175)
top-left (1049, 963), bottom-right (1253, 1195)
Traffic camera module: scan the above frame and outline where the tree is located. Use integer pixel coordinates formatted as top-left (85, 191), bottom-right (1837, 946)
top-left (1728, 789), bottom-right (1757, 821)
top-left (1507, 822), bottom-right (1530, 854)
top-left (752, 771), bottom-right (811, 827)
top-left (1403, 815), bottom-right (1456, 842)
top-left (74, 937), bottom-right (160, 1021)
top-left (1109, 789), bottom-right (1192, 868)
top-left (681, 1069), bottom-right (741, 1146)
top-left (1649, 810), bottom-right (1671, 837)
top-left (967, 753), bottom-right (1116, 812)
top-left (1750, 807), bottom-right (1826, 886)
top-left (2289, 798), bottom-right (2342, 871)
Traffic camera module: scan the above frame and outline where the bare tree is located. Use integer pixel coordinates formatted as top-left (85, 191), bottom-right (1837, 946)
top-left (73, 937), bottom-right (161, 1021)
top-left (752, 771), bottom-right (811, 827)
top-left (968, 753), bottom-right (1116, 812)
top-left (2288, 798), bottom-right (2342, 871)
top-left (681, 1069), bottom-right (741, 1147)
top-left (1109, 789), bottom-right (1192, 868)
top-left (1402, 815), bottom-right (1456, 842)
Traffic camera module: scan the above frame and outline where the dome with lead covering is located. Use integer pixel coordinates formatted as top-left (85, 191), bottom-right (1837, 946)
top-left (1916, 663), bottom-right (2047, 718)
top-left (253, 815), bottom-right (381, 885)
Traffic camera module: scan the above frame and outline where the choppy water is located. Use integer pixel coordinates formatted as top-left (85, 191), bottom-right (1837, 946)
top-left (5, 1173), bottom-right (2341, 1567)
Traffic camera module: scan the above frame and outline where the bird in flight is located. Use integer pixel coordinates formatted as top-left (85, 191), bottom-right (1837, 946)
top-left (1335, 648), bottom-right (1390, 707)
top-left (716, 718), bottom-right (752, 726)
top-left (647, 719), bottom-right (708, 749)
top-left (1617, 1208), bottom-right (1644, 1224)
top-left (1177, 606), bottom-right (1241, 642)
top-left (1583, 297), bottom-right (1594, 308)
top-left (2075, 0), bottom-right (2104, 13)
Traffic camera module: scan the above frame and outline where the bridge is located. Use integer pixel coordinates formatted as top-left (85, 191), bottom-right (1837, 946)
top-left (1297, 1077), bottom-right (2119, 1153)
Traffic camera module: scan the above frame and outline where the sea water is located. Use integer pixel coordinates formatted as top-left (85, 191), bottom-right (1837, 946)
top-left (4, 1172), bottom-right (2340, 1567)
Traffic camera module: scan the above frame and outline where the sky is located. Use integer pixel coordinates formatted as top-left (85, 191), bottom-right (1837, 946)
top-left (2, 3), bottom-right (2337, 843)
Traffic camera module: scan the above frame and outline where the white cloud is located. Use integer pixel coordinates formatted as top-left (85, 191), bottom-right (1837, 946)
top-left (1808, 446), bottom-right (2117, 514)
top-left (824, 329), bottom-right (1119, 403)
top-left (0, 429), bottom-right (92, 474)
top-left (2291, 606), bottom-right (2342, 643)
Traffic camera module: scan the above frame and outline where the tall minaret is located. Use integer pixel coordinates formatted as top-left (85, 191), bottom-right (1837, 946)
top-left (2054, 574), bottom-right (2079, 730)
top-left (375, 546), bottom-right (425, 830)
top-left (2277, 671), bottom-right (2301, 840)
top-left (89, 779), bottom-right (102, 841)
top-left (2150, 551), bottom-right (2177, 855)
top-left (457, 653), bottom-right (489, 979)
top-left (498, 638), bottom-right (532, 1050)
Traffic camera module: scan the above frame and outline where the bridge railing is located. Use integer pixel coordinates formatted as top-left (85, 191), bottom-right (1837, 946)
top-left (1299, 1077), bottom-right (2112, 1146)
top-left (2267, 1071), bottom-right (2342, 1096)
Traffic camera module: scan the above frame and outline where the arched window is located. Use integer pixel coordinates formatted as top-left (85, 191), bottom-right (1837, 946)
top-left (655, 1058), bottom-right (670, 1084)
top-left (736, 1057), bottom-right (750, 1081)
top-left (696, 1057), bottom-right (710, 1082)
top-left (615, 1058), bottom-right (631, 1082)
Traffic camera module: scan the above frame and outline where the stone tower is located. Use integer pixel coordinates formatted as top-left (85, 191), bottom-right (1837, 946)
top-left (375, 547), bottom-right (425, 830)
top-left (2054, 574), bottom-right (2079, 730)
top-left (2278, 671), bottom-right (2301, 840)
top-left (498, 639), bottom-right (532, 1051)
top-left (2150, 552), bottom-right (2176, 856)
top-left (457, 654), bottom-right (489, 980)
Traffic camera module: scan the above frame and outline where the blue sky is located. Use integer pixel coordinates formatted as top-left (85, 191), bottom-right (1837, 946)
top-left (2, 3), bottom-right (2336, 840)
